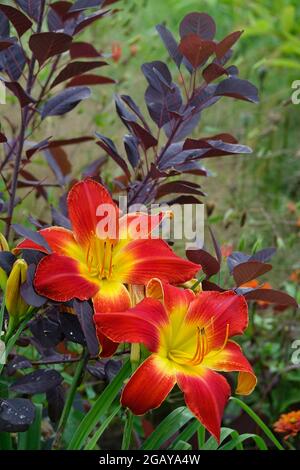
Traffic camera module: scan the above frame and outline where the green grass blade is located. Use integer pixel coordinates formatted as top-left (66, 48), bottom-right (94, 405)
top-left (169, 419), bottom-right (200, 449)
top-left (219, 433), bottom-right (268, 450)
top-left (172, 440), bottom-right (192, 450)
top-left (18, 403), bottom-right (42, 450)
top-left (230, 397), bottom-right (284, 450)
top-left (67, 359), bottom-right (130, 450)
top-left (202, 428), bottom-right (239, 450)
top-left (141, 407), bottom-right (193, 450)
top-left (84, 405), bottom-right (121, 450)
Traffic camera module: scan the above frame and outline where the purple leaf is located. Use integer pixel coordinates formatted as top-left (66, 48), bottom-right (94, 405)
top-left (120, 94), bottom-right (150, 131)
top-left (60, 313), bottom-right (86, 345)
top-left (0, 398), bottom-right (35, 432)
top-left (179, 34), bottom-right (216, 69)
top-left (216, 77), bottom-right (259, 103)
top-left (249, 247), bottom-right (276, 263)
top-left (5, 81), bottom-right (35, 107)
top-left (50, 59), bottom-right (107, 88)
top-left (13, 223), bottom-right (51, 252)
top-left (233, 261), bottom-right (272, 286)
top-left (29, 32), bottom-right (73, 66)
top-left (11, 370), bottom-right (63, 394)
top-left (74, 10), bottom-right (110, 35)
top-left (179, 12), bottom-right (216, 40)
top-left (244, 288), bottom-right (298, 307)
top-left (70, 41), bottom-right (101, 59)
top-left (73, 299), bottom-right (99, 356)
top-left (47, 385), bottom-right (65, 423)
top-left (40, 86), bottom-right (91, 119)
top-left (216, 31), bottom-right (243, 60)
top-left (124, 134), bottom-right (140, 169)
top-left (156, 23), bottom-right (182, 67)
top-left (95, 132), bottom-right (131, 178)
top-left (16, 0), bottom-right (42, 22)
top-left (6, 355), bottom-right (32, 376)
top-left (186, 248), bottom-right (219, 278)
top-left (0, 251), bottom-right (16, 274)
top-left (1, 43), bottom-right (26, 80)
top-left (21, 264), bottom-right (46, 308)
top-left (66, 74), bottom-right (115, 87)
top-left (0, 4), bottom-right (32, 37)
top-left (0, 10), bottom-right (9, 37)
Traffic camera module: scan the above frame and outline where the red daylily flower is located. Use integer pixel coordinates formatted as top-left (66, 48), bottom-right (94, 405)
top-left (15, 179), bottom-right (199, 356)
top-left (95, 280), bottom-right (256, 441)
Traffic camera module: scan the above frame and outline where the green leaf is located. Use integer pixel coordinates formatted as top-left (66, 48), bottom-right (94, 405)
top-left (84, 405), bottom-right (121, 450)
top-left (142, 407), bottom-right (193, 450)
top-left (18, 403), bottom-right (42, 450)
top-left (169, 419), bottom-right (200, 449)
top-left (219, 433), bottom-right (268, 450)
top-left (67, 359), bottom-right (131, 450)
top-left (172, 440), bottom-right (192, 450)
top-left (280, 6), bottom-right (295, 33)
top-left (202, 427), bottom-right (239, 450)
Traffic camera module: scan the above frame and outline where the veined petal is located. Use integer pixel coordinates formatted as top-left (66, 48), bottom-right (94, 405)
top-left (121, 354), bottom-right (176, 414)
top-left (67, 179), bottom-right (119, 246)
top-left (203, 340), bottom-right (257, 395)
top-left (177, 368), bottom-right (231, 443)
top-left (185, 291), bottom-right (248, 350)
top-left (92, 280), bottom-right (131, 313)
top-left (14, 227), bottom-right (77, 255)
top-left (113, 239), bottom-right (200, 285)
top-left (34, 253), bottom-right (99, 301)
top-left (94, 298), bottom-right (168, 352)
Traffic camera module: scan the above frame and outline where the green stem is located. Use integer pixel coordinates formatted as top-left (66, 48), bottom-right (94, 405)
top-left (52, 348), bottom-right (89, 450)
top-left (230, 397), bottom-right (284, 450)
top-left (121, 409), bottom-right (134, 450)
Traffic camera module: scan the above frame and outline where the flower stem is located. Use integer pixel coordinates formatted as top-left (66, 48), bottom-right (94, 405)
top-left (122, 409), bottom-right (134, 450)
top-left (230, 397), bottom-right (284, 450)
top-left (52, 348), bottom-right (89, 450)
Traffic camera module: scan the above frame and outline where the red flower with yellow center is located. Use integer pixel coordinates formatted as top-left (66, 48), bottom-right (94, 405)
top-left (15, 179), bottom-right (199, 355)
top-left (273, 411), bottom-right (300, 440)
top-left (95, 279), bottom-right (257, 441)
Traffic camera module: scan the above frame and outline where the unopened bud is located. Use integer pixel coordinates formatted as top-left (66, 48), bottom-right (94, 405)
top-left (5, 259), bottom-right (28, 321)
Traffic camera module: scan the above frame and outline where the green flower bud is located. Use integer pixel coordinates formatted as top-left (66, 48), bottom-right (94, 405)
top-left (0, 233), bottom-right (9, 291)
top-left (5, 259), bottom-right (28, 323)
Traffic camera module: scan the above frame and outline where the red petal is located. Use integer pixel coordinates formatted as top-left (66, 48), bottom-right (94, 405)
top-left (34, 253), bottom-right (99, 301)
top-left (94, 298), bottom-right (168, 352)
top-left (118, 211), bottom-right (172, 241)
top-left (177, 369), bottom-right (230, 443)
top-left (186, 291), bottom-right (248, 350)
top-left (121, 355), bottom-right (176, 414)
top-left (113, 239), bottom-right (200, 285)
top-left (14, 226), bottom-right (77, 254)
top-left (92, 280), bottom-right (131, 313)
top-left (146, 278), bottom-right (195, 316)
top-left (67, 178), bottom-right (119, 246)
top-left (95, 327), bottom-right (119, 358)
top-left (204, 340), bottom-right (257, 395)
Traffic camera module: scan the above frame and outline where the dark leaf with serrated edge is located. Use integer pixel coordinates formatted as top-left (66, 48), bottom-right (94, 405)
top-left (0, 5), bottom-right (32, 37)
top-left (73, 299), bottom-right (99, 356)
top-left (29, 32), bottom-right (72, 66)
top-left (40, 87), bottom-right (91, 119)
top-left (0, 398), bottom-right (35, 432)
top-left (233, 261), bottom-right (272, 286)
top-left (13, 224), bottom-right (51, 252)
top-left (11, 370), bottom-right (63, 394)
top-left (179, 12), bottom-right (216, 40)
top-left (186, 248), bottom-right (219, 278)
